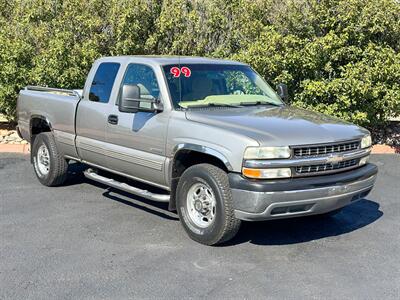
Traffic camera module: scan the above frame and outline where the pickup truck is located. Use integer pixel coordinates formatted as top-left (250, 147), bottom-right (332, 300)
top-left (17, 56), bottom-right (378, 245)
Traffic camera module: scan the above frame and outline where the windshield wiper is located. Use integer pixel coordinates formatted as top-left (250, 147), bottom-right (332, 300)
top-left (186, 103), bottom-right (241, 108)
top-left (238, 101), bottom-right (282, 107)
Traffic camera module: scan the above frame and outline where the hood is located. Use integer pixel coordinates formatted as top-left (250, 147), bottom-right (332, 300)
top-left (185, 106), bottom-right (369, 146)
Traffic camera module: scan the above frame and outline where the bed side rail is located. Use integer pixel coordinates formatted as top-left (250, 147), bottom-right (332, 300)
top-left (25, 86), bottom-right (81, 98)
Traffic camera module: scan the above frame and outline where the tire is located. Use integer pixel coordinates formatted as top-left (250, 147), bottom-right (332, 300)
top-left (32, 132), bottom-right (68, 186)
top-left (176, 163), bottom-right (241, 245)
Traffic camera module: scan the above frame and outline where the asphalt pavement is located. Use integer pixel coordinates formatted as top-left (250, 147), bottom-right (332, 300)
top-left (1, 153), bottom-right (399, 299)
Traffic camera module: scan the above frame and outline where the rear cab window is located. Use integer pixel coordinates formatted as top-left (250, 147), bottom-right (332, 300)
top-left (89, 62), bottom-right (120, 103)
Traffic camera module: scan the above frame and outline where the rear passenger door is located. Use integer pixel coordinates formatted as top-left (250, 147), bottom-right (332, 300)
top-left (76, 62), bottom-right (121, 168)
top-left (105, 63), bottom-right (169, 188)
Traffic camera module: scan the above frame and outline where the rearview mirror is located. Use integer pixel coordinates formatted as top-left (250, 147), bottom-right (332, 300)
top-left (276, 83), bottom-right (289, 101)
top-left (119, 84), bottom-right (163, 113)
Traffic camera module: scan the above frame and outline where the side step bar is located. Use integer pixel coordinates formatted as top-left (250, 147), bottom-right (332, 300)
top-left (84, 169), bottom-right (170, 202)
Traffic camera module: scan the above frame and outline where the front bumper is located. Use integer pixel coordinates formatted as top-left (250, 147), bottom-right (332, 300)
top-left (229, 163), bottom-right (378, 221)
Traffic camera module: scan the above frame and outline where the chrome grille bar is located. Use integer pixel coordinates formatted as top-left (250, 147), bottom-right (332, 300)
top-left (293, 141), bottom-right (360, 158)
top-left (295, 159), bottom-right (358, 174)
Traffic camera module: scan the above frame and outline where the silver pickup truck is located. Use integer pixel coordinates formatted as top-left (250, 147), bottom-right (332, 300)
top-left (17, 56), bottom-right (378, 245)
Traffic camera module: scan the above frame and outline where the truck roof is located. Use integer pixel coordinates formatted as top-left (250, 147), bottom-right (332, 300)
top-left (96, 55), bottom-right (248, 66)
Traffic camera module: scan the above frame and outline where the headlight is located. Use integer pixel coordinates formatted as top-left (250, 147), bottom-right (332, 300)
top-left (242, 167), bottom-right (292, 179)
top-left (361, 135), bottom-right (372, 149)
top-left (244, 146), bottom-right (291, 159)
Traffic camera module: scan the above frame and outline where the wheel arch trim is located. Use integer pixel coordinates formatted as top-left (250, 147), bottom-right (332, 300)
top-left (172, 143), bottom-right (233, 172)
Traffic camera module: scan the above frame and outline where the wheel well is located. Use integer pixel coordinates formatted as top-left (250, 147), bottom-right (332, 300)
top-left (30, 117), bottom-right (51, 143)
top-left (172, 150), bottom-right (228, 179)
top-left (168, 150), bottom-right (229, 211)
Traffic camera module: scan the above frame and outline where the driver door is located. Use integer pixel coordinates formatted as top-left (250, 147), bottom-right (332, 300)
top-left (105, 63), bottom-right (169, 188)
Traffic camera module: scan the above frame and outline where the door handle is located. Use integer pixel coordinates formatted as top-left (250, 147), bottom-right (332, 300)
top-left (108, 114), bottom-right (118, 125)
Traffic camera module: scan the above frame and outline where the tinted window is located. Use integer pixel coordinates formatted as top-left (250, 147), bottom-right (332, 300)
top-left (119, 64), bottom-right (160, 109)
top-left (89, 63), bottom-right (120, 103)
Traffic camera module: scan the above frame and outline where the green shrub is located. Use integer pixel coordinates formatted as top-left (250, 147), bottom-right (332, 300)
top-left (234, 0), bottom-right (400, 127)
top-left (0, 29), bottom-right (34, 120)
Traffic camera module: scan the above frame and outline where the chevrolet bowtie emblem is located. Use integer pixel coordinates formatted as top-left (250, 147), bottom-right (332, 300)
top-left (326, 154), bottom-right (344, 164)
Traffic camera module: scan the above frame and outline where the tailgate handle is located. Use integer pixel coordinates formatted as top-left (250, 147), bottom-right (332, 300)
top-left (108, 114), bottom-right (118, 125)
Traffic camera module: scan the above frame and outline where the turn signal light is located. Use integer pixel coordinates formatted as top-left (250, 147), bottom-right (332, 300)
top-left (242, 167), bottom-right (292, 179)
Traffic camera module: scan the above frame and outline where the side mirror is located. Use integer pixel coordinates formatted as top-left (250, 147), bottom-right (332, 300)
top-left (276, 83), bottom-right (289, 101)
top-left (119, 84), bottom-right (163, 113)
top-left (119, 84), bottom-right (141, 113)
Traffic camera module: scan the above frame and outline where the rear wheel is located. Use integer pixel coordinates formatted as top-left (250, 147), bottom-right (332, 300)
top-left (176, 163), bottom-right (241, 245)
top-left (32, 132), bottom-right (68, 186)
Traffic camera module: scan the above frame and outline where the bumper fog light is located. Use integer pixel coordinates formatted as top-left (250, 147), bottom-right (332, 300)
top-left (359, 156), bottom-right (369, 166)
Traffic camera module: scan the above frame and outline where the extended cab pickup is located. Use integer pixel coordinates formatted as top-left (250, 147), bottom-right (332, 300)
top-left (17, 56), bottom-right (378, 245)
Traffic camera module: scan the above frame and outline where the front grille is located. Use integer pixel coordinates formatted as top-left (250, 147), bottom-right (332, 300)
top-left (293, 141), bottom-right (360, 158)
top-left (295, 159), bottom-right (358, 175)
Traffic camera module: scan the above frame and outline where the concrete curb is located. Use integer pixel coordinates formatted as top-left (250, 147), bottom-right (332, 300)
top-left (0, 144), bottom-right (398, 155)
top-left (371, 144), bottom-right (399, 154)
top-left (0, 144), bottom-right (30, 154)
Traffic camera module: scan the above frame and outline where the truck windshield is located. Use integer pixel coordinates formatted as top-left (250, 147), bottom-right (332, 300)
top-left (162, 64), bottom-right (283, 109)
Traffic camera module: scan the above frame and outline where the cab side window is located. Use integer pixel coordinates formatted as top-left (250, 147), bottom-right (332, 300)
top-left (89, 63), bottom-right (120, 103)
top-left (119, 64), bottom-right (160, 108)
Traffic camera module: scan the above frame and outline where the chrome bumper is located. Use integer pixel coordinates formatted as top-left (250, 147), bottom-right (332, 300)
top-left (230, 165), bottom-right (378, 221)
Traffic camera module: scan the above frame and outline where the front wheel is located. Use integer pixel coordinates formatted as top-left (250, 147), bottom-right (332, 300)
top-left (176, 164), bottom-right (241, 245)
top-left (32, 132), bottom-right (68, 186)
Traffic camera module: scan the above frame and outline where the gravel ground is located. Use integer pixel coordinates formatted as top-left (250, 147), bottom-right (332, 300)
top-left (0, 153), bottom-right (399, 299)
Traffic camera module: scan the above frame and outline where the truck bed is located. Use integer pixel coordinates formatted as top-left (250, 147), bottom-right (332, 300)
top-left (17, 86), bottom-right (81, 144)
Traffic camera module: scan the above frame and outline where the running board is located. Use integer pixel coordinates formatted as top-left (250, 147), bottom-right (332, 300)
top-left (84, 169), bottom-right (170, 202)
